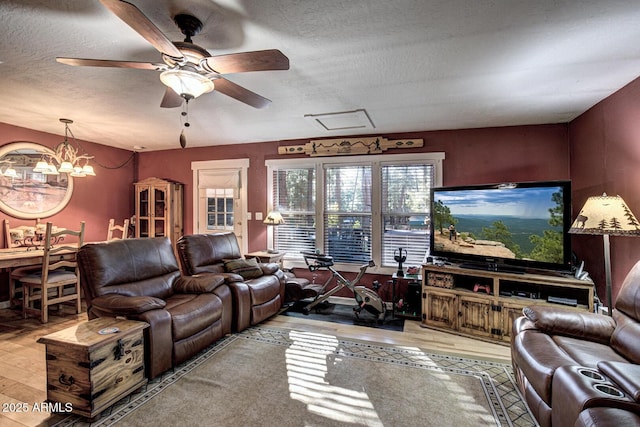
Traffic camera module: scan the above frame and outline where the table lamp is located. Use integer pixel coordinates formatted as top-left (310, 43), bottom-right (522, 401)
top-left (264, 211), bottom-right (285, 253)
top-left (569, 193), bottom-right (640, 315)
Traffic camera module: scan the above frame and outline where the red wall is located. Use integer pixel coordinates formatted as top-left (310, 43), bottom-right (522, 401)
top-left (569, 77), bottom-right (640, 306)
top-left (0, 123), bottom-right (135, 246)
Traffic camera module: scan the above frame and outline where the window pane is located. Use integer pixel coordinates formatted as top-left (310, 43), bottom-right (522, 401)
top-left (324, 214), bottom-right (372, 263)
top-left (325, 165), bottom-right (371, 212)
top-left (205, 190), bottom-right (235, 231)
top-left (274, 213), bottom-right (316, 254)
top-left (324, 165), bottom-right (372, 262)
top-left (381, 163), bottom-right (433, 266)
top-left (272, 168), bottom-right (316, 255)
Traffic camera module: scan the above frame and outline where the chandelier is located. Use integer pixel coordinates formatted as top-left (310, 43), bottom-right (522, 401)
top-left (0, 160), bottom-right (18, 178)
top-left (33, 119), bottom-right (95, 177)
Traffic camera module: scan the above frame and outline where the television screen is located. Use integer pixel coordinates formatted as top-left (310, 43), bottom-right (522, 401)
top-left (430, 181), bottom-right (572, 272)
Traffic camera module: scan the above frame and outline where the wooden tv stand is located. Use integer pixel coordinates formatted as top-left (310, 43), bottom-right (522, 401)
top-left (421, 263), bottom-right (594, 343)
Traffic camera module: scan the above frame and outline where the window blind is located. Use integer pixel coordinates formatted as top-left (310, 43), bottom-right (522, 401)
top-left (272, 168), bottom-right (316, 256)
top-left (381, 163), bottom-right (434, 266)
top-left (323, 165), bottom-right (372, 263)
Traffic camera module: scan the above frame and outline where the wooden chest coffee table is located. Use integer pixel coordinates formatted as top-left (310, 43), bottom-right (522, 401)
top-left (38, 317), bottom-right (148, 419)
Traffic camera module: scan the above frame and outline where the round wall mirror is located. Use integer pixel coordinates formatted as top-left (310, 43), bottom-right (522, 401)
top-left (0, 142), bottom-right (74, 219)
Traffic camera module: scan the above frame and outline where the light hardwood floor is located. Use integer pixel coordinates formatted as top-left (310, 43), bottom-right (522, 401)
top-left (0, 305), bottom-right (511, 427)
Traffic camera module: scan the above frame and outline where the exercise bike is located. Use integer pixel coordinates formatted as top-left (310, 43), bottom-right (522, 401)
top-left (301, 251), bottom-right (386, 321)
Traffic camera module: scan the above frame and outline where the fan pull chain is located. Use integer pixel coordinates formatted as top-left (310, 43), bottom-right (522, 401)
top-left (179, 100), bottom-right (191, 148)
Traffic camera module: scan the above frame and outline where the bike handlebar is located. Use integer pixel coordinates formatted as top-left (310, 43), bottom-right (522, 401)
top-left (301, 251), bottom-right (375, 273)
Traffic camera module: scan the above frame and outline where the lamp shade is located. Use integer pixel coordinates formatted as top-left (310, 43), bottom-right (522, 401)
top-left (33, 161), bottom-right (50, 173)
top-left (58, 161), bottom-right (74, 173)
top-left (160, 69), bottom-right (215, 99)
top-left (3, 167), bottom-right (17, 178)
top-left (264, 211), bottom-right (285, 225)
top-left (569, 194), bottom-right (640, 236)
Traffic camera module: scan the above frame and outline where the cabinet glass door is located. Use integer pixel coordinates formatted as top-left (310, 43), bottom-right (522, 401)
top-left (153, 188), bottom-right (167, 237)
top-left (138, 187), bottom-right (150, 238)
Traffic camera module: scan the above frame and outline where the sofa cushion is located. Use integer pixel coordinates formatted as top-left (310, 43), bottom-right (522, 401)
top-left (224, 258), bottom-right (264, 280)
top-left (552, 335), bottom-right (628, 367)
top-left (246, 275), bottom-right (282, 305)
top-left (177, 232), bottom-right (241, 275)
top-left (165, 293), bottom-right (224, 341)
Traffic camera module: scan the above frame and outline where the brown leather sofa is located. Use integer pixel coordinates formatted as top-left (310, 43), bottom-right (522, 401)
top-left (77, 237), bottom-right (233, 379)
top-left (176, 232), bottom-right (286, 332)
top-left (511, 260), bottom-right (640, 426)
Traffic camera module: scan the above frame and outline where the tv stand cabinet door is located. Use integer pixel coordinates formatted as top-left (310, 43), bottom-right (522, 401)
top-left (499, 301), bottom-right (529, 342)
top-left (458, 295), bottom-right (492, 338)
top-left (423, 290), bottom-right (457, 330)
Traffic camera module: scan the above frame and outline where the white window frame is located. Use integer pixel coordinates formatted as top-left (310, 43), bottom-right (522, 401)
top-left (266, 152), bottom-right (444, 273)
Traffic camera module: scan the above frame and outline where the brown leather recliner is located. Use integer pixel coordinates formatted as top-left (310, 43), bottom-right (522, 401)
top-left (78, 237), bottom-right (233, 379)
top-left (511, 260), bottom-right (640, 427)
top-left (176, 232), bottom-right (286, 332)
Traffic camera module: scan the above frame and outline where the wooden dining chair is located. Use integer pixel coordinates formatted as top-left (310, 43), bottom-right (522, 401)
top-left (20, 221), bottom-right (85, 323)
top-left (106, 218), bottom-right (130, 241)
top-left (3, 219), bottom-right (40, 308)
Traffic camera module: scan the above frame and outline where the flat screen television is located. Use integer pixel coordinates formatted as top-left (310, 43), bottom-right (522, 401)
top-left (429, 180), bottom-right (572, 273)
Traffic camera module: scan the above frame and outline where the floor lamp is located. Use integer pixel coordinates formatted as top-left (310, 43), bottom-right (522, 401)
top-left (569, 194), bottom-right (640, 315)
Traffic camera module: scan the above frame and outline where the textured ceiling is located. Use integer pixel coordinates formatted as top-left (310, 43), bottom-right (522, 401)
top-left (1, 0), bottom-right (639, 151)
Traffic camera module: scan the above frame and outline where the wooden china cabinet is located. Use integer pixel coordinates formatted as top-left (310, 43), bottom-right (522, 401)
top-left (134, 177), bottom-right (184, 247)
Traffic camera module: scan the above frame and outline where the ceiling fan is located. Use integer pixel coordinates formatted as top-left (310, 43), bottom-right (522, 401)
top-left (56, 0), bottom-right (289, 109)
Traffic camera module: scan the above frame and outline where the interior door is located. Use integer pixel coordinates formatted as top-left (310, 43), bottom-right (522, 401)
top-left (192, 162), bottom-right (248, 253)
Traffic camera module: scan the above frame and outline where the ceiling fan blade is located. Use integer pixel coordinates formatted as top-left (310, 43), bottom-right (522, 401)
top-left (214, 78), bottom-right (272, 109)
top-left (160, 87), bottom-right (184, 108)
top-left (204, 50), bottom-right (290, 74)
top-left (99, 0), bottom-right (184, 60)
top-left (56, 57), bottom-right (162, 70)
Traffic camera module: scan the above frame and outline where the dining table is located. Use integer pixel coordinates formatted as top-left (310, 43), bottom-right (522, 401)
top-left (0, 246), bottom-right (77, 270)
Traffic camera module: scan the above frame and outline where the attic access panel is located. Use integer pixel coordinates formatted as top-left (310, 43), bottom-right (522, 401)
top-left (304, 109), bottom-right (375, 131)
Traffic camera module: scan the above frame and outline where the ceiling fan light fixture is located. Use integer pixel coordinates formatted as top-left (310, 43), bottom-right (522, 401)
top-left (160, 69), bottom-right (214, 100)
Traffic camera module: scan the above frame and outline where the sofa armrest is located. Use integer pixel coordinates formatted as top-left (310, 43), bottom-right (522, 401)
top-left (260, 263), bottom-right (280, 275)
top-left (215, 272), bottom-right (244, 283)
top-left (91, 294), bottom-right (166, 316)
top-left (523, 305), bottom-right (616, 345)
top-left (173, 274), bottom-right (226, 293)
top-left (226, 281), bottom-right (251, 332)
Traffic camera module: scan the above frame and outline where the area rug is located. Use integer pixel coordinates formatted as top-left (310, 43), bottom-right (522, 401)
top-left (282, 301), bottom-right (405, 332)
top-left (54, 326), bottom-right (536, 427)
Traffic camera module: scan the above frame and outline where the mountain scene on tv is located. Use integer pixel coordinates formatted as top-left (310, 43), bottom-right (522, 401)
top-left (432, 186), bottom-right (565, 264)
